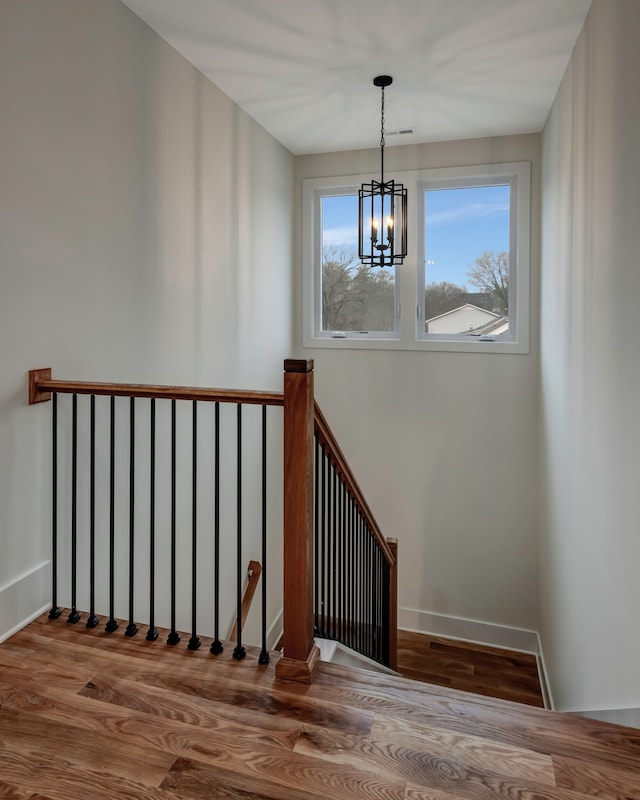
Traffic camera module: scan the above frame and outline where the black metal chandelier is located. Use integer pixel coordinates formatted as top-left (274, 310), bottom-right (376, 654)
top-left (358, 75), bottom-right (407, 269)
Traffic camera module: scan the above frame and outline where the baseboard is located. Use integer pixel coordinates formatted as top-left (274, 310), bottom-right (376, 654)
top-left (266, 608), bottom-right (283, 651)
top-left (0, 561), bottom-right (51, 644)
top-left (535, 632), bottom-right (555, 711)
top-left (573, 707), bottom-right (640, 729)
top-left (399, 607), bottom-right (540, 654)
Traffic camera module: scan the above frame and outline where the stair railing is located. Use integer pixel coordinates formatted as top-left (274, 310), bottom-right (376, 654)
top-left (313, 403), bottom-right (398, 670)
top-left (28, 368), bottom-right (283, 664)
top-left (28, 359), bottom-right (397, 682)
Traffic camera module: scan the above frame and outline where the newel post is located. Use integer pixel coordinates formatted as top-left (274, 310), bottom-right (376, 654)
top-left (275, 359), bottom-right (320, 683)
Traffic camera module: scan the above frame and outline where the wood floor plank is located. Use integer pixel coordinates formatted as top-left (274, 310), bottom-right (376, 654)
top-left (0, 749), bottom-right (179, 800)
top-left (5, 628), bottom-right (277, 694)
top-left (0, 678), bottom-right (301, 768)
top-left (369, 714), bottom-right (555, 785)
top-left (553, 753), bottom-right (640, 800)
top-left (78, 659), bottom-right (374, 735)
top-left (308, 663), bottom-right (640, 773)
top-left (396, 631), bottom-right (544, 709)
top-left (0, 646), bottom-right (95, 692)
top-left (0, 707), bottom-right (173, 787)
top-left (78, 674), bottom-right (302, 747)
top-left (160, 756), bottom-right (364, 800)
top-left (404, 788), bottom-right (471, 800)
top-left (294, 725), bottom-right (560, 796)
top-left (0, 782), bottom-right (54, 800)
top-left (161, 753), bottom-right (406, 800)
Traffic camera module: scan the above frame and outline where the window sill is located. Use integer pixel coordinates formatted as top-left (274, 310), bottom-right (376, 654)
top-left (304, 334), bottom-right (529, 354)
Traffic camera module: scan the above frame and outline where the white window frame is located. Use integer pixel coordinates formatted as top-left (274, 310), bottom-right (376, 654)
top-left (302, 161), bottom-right (530, 354)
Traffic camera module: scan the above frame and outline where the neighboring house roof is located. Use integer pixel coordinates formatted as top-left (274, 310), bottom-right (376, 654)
top-left (466, 315), bottom-right (509, 336)
top-left (426, 303), bottom-right (501, 334)
top-left (426, 303), bottom-right (499, 325)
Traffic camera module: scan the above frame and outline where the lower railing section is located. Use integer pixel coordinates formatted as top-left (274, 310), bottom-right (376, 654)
top-left (314, 404), bottom-right (398, 670)
top-left (29, 369), bottom-right (283, 665)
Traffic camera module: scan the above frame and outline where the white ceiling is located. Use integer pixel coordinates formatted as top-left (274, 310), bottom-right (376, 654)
top-left (120, 0), bottom-right (592, 156)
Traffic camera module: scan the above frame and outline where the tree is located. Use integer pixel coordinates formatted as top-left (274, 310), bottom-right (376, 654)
top-left (467, 250), bottom-right (509, 315)
top-left (322, 247), bottom-right (395, 331)
top-left (424, 281), bottom-right (468, 320)
top-left (321, 247), bottom-right (359, 330)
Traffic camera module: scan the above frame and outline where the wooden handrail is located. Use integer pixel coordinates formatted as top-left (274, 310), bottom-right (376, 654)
top-left (314, 401), bottom-right (396, 566)
top-left (28, 369), bottom-right (283, 407)
top-left (229, 561), bottom-right (262, 642)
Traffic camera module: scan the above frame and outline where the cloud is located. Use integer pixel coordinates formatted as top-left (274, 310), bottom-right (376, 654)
top-left (427, 202), bottom-right (509, 227)
top-left (322, 224), bottom-right (358, 248)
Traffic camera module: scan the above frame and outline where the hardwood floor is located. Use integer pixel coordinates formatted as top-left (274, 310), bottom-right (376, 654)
top-left (1, 611), bottom-right (640, 799)
top-left (396, 629), bottom-right (545, 708)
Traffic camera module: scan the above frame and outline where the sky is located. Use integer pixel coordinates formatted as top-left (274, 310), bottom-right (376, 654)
top-left (322, 184), bottom-right (510, 287)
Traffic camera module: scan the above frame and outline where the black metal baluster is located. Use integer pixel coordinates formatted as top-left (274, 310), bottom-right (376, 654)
top-left (147, 398), bottom-right (158, 641)
top-left (353, 499), bottom-right (358, 650)
top-left (210, 402), bottom-right (223, 655)
top-left (188, 401), bottom-right (201, 650)
top-left (233, 404), bottom-right (246, 660)
top-left (49, 393), bottom-right (61, 620)
top-left (337, 477), bottom-right (342, 642)
top-left (356, 513), bottom-right (362, 654)
top-left (376, 541), bottom-right (380, 661)
top-left (105, 396), bottom-right (118, 632)
top-left (341, 481), bottom-right (347, 644)
top-left (67, 394), bottom-right (80, 624)
top-left (347, 492), bottom-right (352, 649)
top-left (360, 517), bottom-right (366, 655)
top-left (371, 534), bottom-right (375, 659)
top-left (367, 525), bottom-right (375, 658)
top-left (125, 397), bottom-right (138, 637)
top-left (167, 399), bottom-right (180, 645)
top-left (379, 548), bottom-right (385, 662)
top-left (86, 395), bottom-right (98, 628)
top-left (383, 557), bottom-right (390, 665)
top-left (363, 525), bottom-right (369, 658)
top-left (313, 435), bottom-right (319, 634)
top-left (320, 444), bottom-right (326, 636)
top-left (377, 541), bottom-right (381, 661)
top-left (259, 404), bottom-right (269, 665)
top-left (328, 464), bottom-right (337, 639)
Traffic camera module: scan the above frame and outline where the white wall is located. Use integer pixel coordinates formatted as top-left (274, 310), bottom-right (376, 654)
top-left (0, 0), bottom-right (294, 639)
top-left (295, 134), bottom-right (541, 642)
top-left (540, 0), bottom-right (640, 713)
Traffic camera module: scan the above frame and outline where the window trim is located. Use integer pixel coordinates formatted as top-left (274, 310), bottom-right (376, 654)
top-left (302, 162), bottom-right (530, 354)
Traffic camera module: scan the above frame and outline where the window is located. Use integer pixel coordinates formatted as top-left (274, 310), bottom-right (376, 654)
top-left (302, 162), bottom-right (530, 353)
top-left (320, 193), bottom-right (397, 337)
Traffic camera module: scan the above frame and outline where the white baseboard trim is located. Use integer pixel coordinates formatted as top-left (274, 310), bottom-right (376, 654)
top-left (266, 608), bottom-right (283, 651)
top-left (399, 607), bottom-right (540, 653)
top-left (0, 561), bottom-right (51, 644)
top-left (535, 632), bottom-right (555, 711)
top-left (573, 707), bottom-right (640, 729)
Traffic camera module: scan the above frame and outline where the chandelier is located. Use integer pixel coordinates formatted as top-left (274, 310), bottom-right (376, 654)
top-left (358, 75), bottom-right (407, 269)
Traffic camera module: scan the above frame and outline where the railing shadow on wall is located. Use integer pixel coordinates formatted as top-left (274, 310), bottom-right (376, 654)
top-left (28, 360), bottom-right (397, 683)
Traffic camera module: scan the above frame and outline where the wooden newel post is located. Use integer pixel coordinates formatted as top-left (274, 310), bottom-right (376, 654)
top-left (387, 538), bottom-right (398, 672)
top-left (275, 359), bottom-right (320, 683)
